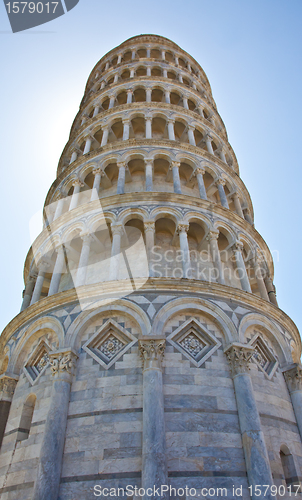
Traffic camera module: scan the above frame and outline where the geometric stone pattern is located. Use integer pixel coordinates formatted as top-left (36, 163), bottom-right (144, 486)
top-left (167, 318), bottom-right (221, 367)
top-left (83, 319), bottom-right (138, 369)
top-left (248, 332), bottom-right (278, 379)
top-left (23, 340), bottom-right (50, 385)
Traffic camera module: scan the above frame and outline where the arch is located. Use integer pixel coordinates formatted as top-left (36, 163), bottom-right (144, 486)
top-left (65, 299), bottom-right (151, 349)
top-left (280, 445), bottom-right (300, 488)
top-left (152, 297), bottom-right (237, 344)
top-left (17, 393), bottom-right (36, 441)
top-left (9, 316), bottom-right (63, 375)
top-left (238, 313), bottom-right (293, 365)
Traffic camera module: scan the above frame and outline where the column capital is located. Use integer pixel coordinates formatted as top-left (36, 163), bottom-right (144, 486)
top-left (217, 177), bottom-right (226, 187)
top-left (170, 161), bottom-right (180, 169)
top-left (122, 118), bottom-right (130, 125)
top-left (80, 233), bottom-right (93, 244)
top-left (207, 230), bottom-right (219, 241)
top-left (195, 166), bottom-right (205, 176)
top-left (167, 118), bottom-right (175, 124)
top-left (224, 343), bottom-right (255, 377)
top-left (188, 124), bottom-right (195, 131)
top-left (0, 375), bottom-right (19, 402)
top-left (111, 222), bottom-right (124, 236)
top-left (117, 161), bottom-right (127, 169)
top-left (177, 222), bottom-right (189, 234)
top-left (234, 240), bottom-right (244, 252)
top-left (144, 158), bottom-right (153, 166)
top-left (139, 337), bottom-right (166, 371)
top-left (144, 220), bottom-right (155, 233)
top-left (49, 349), bottom-right (78, 383)
top-left (37, 259), bottom-right (50, 272)
top-left (205, 133), bottom-right (213, 141)
top-left (231, 191), bottom-right (240, 200)
top-left (72, 178), bottom-right (84, 188)
top-left (126, 89), bottom-right (133, 94)
top-left (92, 167), bottom-right (102, 176)
top-left (283, 364), bottom-right (302, 393)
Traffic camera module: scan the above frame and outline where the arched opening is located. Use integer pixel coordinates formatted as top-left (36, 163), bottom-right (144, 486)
top-left (167, 71), bottom-right (177, 80)
top-left (111, 56), bottom-right (118, 66)
top-left (153, 217), bottom-right (178, 278)
top-left (107, 77), bottom-right (114, 85)
top-left (151, 67), bottom-right (162, 77)
top-left (174, 121), bottom-right (187, 142)
top-left (130, 117), bottom-right (145, 139)
top-left (109, 121), bottom-right (123, 143)
top-left (179, 57), bottom-right (186, 68)
top-left (117, 91), bottom-right (127, 105)
top-left (170, 92), bottom-right (182, 106)
top-left (17, 394), bottom-right (36, 441)
top-left (165, 51), bottom-right (174, 62)
top-left (101, 97), bottom-right (110, 111)
top-left (187, 220), bottom-right (209, 280)
top-left (133, 88), bottom-right (146, 102)
top-left (137, 48), bottom-right (147, 58)
top-left (150, 48), bottom-right (160, 59)
top-left (280, 446), bottom-right (299, 488)
top-left (194, 129), bottom-right (205, 149)
top-left (121, 70), bottom-right (130, 80)
top-left (136, 66), bottom-right (147, 77)
top-left (151, 89), bottom-right (164, 102)
top-left (123, 51), bottom-right (131, 62)
top-left (152, 117), bottom-right (168, 140)
top-left (127, 159), bottom-right (145, 192)
top-left (153, 158), bottom-right (171, 192)
top-left (183, 77), bottom-right (190, 86)
top-left (188, 99), bottom-right (196, 111)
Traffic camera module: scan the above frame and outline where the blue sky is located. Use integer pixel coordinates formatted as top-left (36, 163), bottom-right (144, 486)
top-left (0, 0), bottom-right (301, 338)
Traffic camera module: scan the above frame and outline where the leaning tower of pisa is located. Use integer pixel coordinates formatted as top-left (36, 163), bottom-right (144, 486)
top-left (0, 34), bottom-right (302, 500)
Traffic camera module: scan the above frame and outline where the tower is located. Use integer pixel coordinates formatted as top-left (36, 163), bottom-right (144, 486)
top-left (0, 34), bottom-right (302, 499)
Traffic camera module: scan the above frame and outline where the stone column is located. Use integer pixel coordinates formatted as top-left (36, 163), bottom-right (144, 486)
top-left (83, 136), bottom-right (92, 155)
top-left (69, 179), bottom-right (83, 211)
top-left (205, 134), bottom-right (214, 154)
top-left (161, 50), bottom-right (165, 60)
top-left (123, 119), bottom-right (130, 141)
top-left (113, 74), bottom-right (119, 84)
top-left (127, 90), bottom-right (133, 104)
top-left (225, 344), bottom-right (274, 500)
top-left (145, 159), bottom-right (153, 192)
top-left (232, 192), bottom-right (244, 218)
top-left (109, 94), bottom-right (115, 109)
top-left (20, 274), bottom-right (36, 311)
top-left (165, 90), bottom-right (170, 104)
top-left (195, 167), bottom-right (207, 200)
top-left (117, 54), bottom-right (122, 64)
top-left (100, 81), bottom-right (105, 90)
top-left (177, 223), bottom-right (191, 278)
top-left (48, 246), bottom-right (65, 296)
top-left (101, 126), bottom-right (109, 147)
top-left (109, 223), bottom-right (123, 281)
top-left (163, 69), bottom-right (168, 78)
top-left (252, 254), bottom-right (269, 301)
top-left (130, 68), bottom-right (135, 78)
top-left (30, 260), bottom-right (49, 305)
top-left (233, 242), bottom-right (252, 293)
top-left (131, 49), bottom-right (136, 60)
top-left (218, 147), bottom-right (227, 163)
top-left (93, 104), bottom-right (100, 117)
top-left (139, 337), bottom-right (168, 500)
top-left (244, 209), bottom-right (253, 225)
top-left (216, 178), bottom-right (229, 209)
top-left (145, 116), bottom-right (152, 139)
top-left (144, 221), bottom-right (155, 278)
top-left (69, 150), bottom-right (77, 164)
top-left (146, 66), bottom-right (151, 77)
top-left (32, 350), bottom-right (78, 500)
top-left (0, 375), bottom-right (18, 448)
top-left (170, 161), bottom-right (181, 194)
top-left (283, 364), bottom-right (302, 441)
top-left (117, 162), bottom-right (126, 194)
top-left (264, 276), bottom-right (278, 306)
top-left (146, 88), bottom-right (152, 103)
top-left (207, 230), bottom-right (225, 284)
top-left (146, 47), bottom-right (151, 58)
top-left (54, 195), bottom-right (65, 220)
top-left (76, 234), bottom-right (93, 287)
top-left (198, 105), bottom-right (204, 118)
top-left (91, 167), bottom-right (103, 202)
top-left (188, 125), bottom-right (196, 146)
top-left (175, 55), bottom-right (179, 65)
top-left (167, 119), bottom-right (175, 140)
top-left (178, 74), bottom-right (183, 83)
top-left (183, 96), bottom-right (189, 109)
top-left (105, 61), bottom-right (109, 70)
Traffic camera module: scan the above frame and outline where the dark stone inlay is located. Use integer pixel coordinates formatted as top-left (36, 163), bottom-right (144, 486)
top-left (68, 408), bottom-right (143, 420)
top-left (0, 481), bottom-right (34, 494)
top-left (168, 471), bottom-right (247, 478)
top-left (4, 420), bottom-right (46, 437)
top-left (61, 472), bottom-right (141, 483)
top-left (103, 447), bottom-right (141, 459)
top-left (164, 408), bottom-right (238, 415)
top-left (260, 413), bottom-right (299, 429)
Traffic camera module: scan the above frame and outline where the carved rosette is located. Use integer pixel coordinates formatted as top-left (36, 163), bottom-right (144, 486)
top-left (139, 337), bottom-right (166, 371)
top-left (0, 375), bottom-right (18, 402)
top-left (225, 344), bottom-right (255, 378)
top-left (49, 350), bottom-right (78, 382)
top-left (283, 364), bottom-right (302, 393)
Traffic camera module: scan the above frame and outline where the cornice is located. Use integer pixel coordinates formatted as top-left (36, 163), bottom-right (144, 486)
top-left (0, 279), bottom-right (300, 353)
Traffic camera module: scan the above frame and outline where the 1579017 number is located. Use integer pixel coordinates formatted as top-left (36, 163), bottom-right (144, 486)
top-left (5, 2), bottom-right (59, 14)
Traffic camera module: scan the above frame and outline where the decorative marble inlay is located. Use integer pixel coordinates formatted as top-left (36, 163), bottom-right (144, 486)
top-left (23, 341), bottom-right (50, 385)
top-left (167, 318), bottom-right (221, 367)
top-left (249, 333), bottom-right (278, 379)
top-left (83, 319), bottom-right (137, 369)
